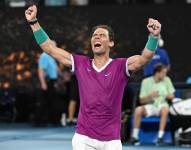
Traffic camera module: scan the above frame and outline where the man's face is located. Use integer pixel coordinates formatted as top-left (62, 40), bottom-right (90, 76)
top-left (158, 68), bottom-right (167, 80)
top-left (91, 28), bottom-right (114, 55)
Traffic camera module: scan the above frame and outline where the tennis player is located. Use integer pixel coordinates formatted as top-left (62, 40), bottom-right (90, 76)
top-left (25, 5), bottom-right (161, 150)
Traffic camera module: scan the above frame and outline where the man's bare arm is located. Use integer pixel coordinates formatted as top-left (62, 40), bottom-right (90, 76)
top-left (140, 91), bottom-right (159, 104)
top-left (128, 18), bottom-right (161, 72)
top-left (25, 5), bottom-right (72, 67)
top-left (38, 68), bottom-right (47, 91)
top-left (166, 93), bottom-right (175, 102)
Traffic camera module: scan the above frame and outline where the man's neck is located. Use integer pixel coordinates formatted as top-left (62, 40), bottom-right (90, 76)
top-left (153, 75), bottom-right (160, 83)
top-left (93, 54), bottom-right (110, 69)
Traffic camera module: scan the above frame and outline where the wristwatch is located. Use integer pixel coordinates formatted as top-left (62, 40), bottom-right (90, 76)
top-left (28, 18), bottom-right (38, 25)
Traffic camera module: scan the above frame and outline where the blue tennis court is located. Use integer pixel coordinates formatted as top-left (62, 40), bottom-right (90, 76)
top-left (0, 123), bottom-right (189, 150)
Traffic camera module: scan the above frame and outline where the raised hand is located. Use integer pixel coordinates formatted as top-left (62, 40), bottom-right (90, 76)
top-left (25, 5), bottom-right (37, 22)
top-left (147, 18), bottom-right (161, 37)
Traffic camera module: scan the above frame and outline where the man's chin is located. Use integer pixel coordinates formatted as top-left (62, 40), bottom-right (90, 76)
top-left (93, 50), bottom-right (105, 56)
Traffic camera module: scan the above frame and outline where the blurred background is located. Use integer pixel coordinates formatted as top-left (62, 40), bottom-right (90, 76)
top-left (0, 0), bottom-right (191, 149)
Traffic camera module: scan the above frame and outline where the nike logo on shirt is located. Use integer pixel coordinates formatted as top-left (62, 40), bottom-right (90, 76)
top-left (87, 68), bottom-right (91, 72)
top-left (104, 72), bottom-right (111, 77)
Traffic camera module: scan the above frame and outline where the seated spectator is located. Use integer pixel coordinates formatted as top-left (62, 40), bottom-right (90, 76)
top-left (143, 35), bottom-right (171, 77)
top-left (131, 64), bottom-right (175, 146)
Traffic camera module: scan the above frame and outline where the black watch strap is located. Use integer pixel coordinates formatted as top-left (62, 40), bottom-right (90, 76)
top-left (28, 18), bottom-right (38, 25)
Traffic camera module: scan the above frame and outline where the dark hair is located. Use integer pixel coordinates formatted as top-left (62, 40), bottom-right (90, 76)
top-left (153, 63), bottom-right (167, 75)
top-left (91, 25), bottom-right (114, 42)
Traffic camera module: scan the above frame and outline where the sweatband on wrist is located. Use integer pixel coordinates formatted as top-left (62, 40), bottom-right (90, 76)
top-left (33, 28), bottom-right (49, 45)
top-left (145, 34), bottom-right (159, 52)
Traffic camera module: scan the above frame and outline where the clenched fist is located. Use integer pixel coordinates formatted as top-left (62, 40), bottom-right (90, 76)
top-left (25, 5), bottom-right (37, 22)
top-left (147, 18), bottom-right (161, 37)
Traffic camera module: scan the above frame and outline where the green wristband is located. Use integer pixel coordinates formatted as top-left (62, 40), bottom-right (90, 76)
top-left (33, 28), bottom-right (49, 45)
top-left (145, 34), bottom-right (159, 52)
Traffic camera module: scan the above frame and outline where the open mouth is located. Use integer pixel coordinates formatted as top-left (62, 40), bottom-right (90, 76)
top-left (94, 43), bottom-right (102, 48)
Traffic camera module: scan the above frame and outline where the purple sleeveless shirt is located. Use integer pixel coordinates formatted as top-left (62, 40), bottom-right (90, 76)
top-left (71, 54), bottom-right (130, 141)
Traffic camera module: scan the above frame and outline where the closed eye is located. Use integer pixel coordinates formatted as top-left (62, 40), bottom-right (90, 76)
top-left (93, 33), bottom-right (106, 38)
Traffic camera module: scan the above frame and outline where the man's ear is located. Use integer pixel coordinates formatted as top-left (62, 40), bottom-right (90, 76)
top-left (109, 41), bottom-right (114, 48)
